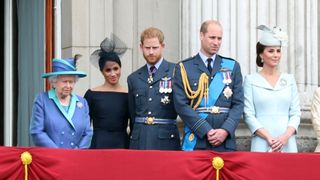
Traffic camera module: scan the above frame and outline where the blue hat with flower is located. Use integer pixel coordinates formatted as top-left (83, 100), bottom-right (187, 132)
top-left (42, 55), bottom-right (87, 78)
top-left (257, 25), bottom-right (288, 46)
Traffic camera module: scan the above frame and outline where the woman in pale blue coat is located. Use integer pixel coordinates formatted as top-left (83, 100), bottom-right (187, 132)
top-left (244, 25), bottom-right (301, 152)
top-left (30, 55), bottom-right (93, 148)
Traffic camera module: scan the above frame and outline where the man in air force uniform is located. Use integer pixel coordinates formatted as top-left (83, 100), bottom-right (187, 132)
top-left (173, 20), bottom-right (244, 151)
top-left (128, 27), bottom-right (180, 150)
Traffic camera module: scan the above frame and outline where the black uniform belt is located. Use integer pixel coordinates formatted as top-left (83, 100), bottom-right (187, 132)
top-left (195, 106), bottom-right (230, 114)
top-left (135, 117), bottom-right (176, 125)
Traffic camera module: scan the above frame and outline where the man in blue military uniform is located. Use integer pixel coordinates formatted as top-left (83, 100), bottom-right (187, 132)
top-left (127, 27), bottom-right (180, 150)
top-left (173, 20), bottom-right (244, 151)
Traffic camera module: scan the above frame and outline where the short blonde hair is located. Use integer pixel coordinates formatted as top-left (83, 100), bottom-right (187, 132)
top-left (140, 27), bottom-right (164, 44)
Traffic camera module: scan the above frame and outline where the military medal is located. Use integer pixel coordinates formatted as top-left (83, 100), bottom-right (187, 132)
top-left (223, 78), bottom-right (232, 84)
top-left (161, 95), bottom-right (170, 105)
top-left (160, 77), bottom-right (172, 94)
top-left (222, 71), bottom-right (233, 99)
top-left (167, 80), bottom-right (172, 93)
top-left (164, 78), bottom-right (168, 93)
top-left (222, 71), bottom-right (232, 84)
top-left (159, 80), bottom-right (165, 93)
top-left (223, 86), bottom-right (233, 99)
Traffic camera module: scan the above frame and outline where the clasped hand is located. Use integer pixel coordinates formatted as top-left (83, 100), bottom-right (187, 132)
top-left (268, 135), bottom-right (289, 152)
top-left (207, 129), bottom-right (228, 146)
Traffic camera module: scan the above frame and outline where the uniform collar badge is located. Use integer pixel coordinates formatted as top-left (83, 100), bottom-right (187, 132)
top-left (147, 76), bottom-right (153, 84)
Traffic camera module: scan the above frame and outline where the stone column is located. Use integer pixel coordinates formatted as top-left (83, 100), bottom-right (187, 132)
top-left (181, 0), bottom-right (318, 151)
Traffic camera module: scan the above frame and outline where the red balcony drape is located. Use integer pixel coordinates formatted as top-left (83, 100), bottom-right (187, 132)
top-left (0, 146), bottom-right (319, 180)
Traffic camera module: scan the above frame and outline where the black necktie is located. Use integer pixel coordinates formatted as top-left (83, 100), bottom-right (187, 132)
top-left (150, 66), bottom-right (156, 77)
top-left (207, 58), bottom-right (213, 74)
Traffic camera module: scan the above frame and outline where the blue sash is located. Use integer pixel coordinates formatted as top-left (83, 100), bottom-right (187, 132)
top-left (182, 58), bottom-right (235, 151)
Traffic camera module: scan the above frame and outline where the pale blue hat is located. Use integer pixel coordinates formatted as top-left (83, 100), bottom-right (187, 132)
top-left (42, 57), bottom-right (87, 78)
top-left (257, 25), bottom-right (288, 46)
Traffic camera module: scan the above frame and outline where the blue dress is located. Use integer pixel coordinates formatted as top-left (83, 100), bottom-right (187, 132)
top-left (243, 73), bottom-right (301, 152)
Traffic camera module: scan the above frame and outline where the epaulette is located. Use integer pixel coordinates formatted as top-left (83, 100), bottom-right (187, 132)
top-left (179, 55), bottom-right (197, 64)
top-left (219, 55), bottom-right (236, 61)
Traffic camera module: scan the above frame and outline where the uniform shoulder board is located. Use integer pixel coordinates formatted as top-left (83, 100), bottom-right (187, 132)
top-left (180, 55), bottom-right (197, 63)
top-left (219, 55), bottom-right (236, 61)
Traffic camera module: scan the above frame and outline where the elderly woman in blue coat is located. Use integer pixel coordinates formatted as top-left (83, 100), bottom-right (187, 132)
top-left (243, 25), bottom-right (301, 152)
top-left (30, 56), bottom-right (93, 148)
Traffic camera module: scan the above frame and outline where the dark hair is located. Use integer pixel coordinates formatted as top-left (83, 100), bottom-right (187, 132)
top-left (256, 42), bottom-right (267, 67)
top-left (98, 52), bottom-right (121, 71)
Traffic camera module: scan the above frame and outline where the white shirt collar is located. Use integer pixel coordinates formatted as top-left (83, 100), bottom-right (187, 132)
top-left (199, 51), bottom-right (216, 66)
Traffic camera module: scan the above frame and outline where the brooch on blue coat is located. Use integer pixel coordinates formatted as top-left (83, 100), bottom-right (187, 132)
top-left (77, 102), bottom-right (83, 108)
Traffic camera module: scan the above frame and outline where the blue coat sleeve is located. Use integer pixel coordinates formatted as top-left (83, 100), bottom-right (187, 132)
top-left (78, 99), bottom-right (93, 149)
top-left (30, 93), bottom-right (59, 148)
top-left (127, 75), bottom-right (136, 131)
top-left (243, 75), bottom-right (263, 134)
top-left (288, 75), bottom-right (301, 131)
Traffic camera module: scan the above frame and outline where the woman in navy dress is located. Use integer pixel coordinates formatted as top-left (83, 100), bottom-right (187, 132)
top-left (84, 36), bottom-right (130, 149)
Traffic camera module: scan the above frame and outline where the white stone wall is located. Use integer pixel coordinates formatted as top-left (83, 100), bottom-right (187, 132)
top-left (61, 0), bottom-right (181, 96)
top-left (181, 0), bottom-right (318, 114)
top-left (59, 0), bottom-right (320, 151)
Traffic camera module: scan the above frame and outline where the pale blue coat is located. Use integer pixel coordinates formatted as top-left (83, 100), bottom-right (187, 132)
top-left (30, 89), bottom-right (93, 148)
top-left (243, 73), bottom-right (301, 152)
